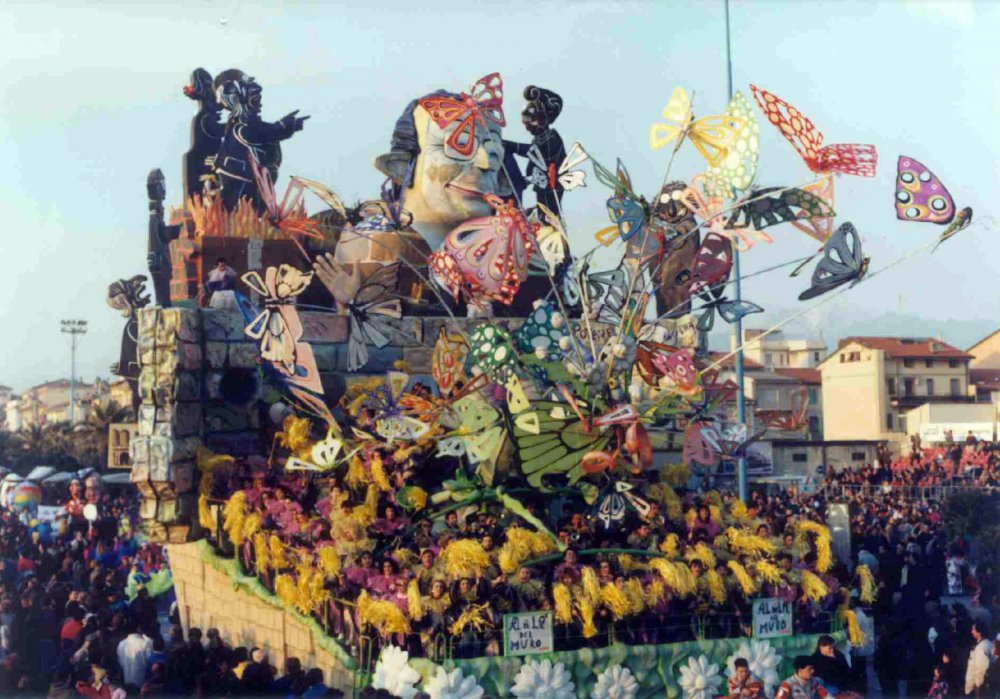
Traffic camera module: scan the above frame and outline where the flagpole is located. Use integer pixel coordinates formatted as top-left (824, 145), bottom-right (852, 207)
top-left (723, 0), bottom-right (750, 503)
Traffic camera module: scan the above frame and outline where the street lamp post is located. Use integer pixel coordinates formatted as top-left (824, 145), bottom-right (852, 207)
top-left (60, 319), bottom-right (88, 425)
top-left (723, 0), bottom-right (749, 502)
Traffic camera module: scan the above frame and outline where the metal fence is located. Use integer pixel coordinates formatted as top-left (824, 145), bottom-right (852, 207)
top-left (821, 482), bottom-right (998, 501)
top-left (349, 611), bottom-right (839, 690)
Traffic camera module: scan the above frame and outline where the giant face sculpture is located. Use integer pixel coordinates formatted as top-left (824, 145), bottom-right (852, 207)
top-left (376, 74), bottom-right (513, 250)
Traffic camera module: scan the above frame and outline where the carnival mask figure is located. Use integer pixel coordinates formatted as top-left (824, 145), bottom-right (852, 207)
top-left (653, 181), bottom-right (700, 317)
top-left (182, 67), bottom-right (225, 199)
top-left (375, 74), bottom-right (513, 250)
top-left (502, 85), bottom-right (567, 214)
top-left (107, 275), bottom-right (150, 411)
top-left (212, 69), bottom-right (309, 213)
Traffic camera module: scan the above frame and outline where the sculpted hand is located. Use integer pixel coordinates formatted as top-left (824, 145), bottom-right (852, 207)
top-left (313, 253), bottom-right (361, 309)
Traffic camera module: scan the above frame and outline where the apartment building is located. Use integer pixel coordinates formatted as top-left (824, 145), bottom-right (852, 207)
top-left (819, 336), bottom-right (971, 443)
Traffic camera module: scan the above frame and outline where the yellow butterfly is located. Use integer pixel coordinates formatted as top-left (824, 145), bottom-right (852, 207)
top-left (649, 87), bottom-right (745, 167)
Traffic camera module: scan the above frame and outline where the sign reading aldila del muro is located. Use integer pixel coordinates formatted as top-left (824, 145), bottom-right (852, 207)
top-left (752, 597), bottom-right (793, 639)
top-left (503, 611), bottom-right (553, 656)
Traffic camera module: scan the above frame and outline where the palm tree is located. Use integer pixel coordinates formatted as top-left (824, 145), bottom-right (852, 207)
top-left (0, 431), bottom-right (21, 468)
top-left (78, 401), bottom-right (129, 470)
top-left (19, 424), bottom-right (46, 457)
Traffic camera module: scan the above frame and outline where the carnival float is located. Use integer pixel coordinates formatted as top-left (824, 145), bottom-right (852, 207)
top-left (106, 67), bottom-right (971, 696)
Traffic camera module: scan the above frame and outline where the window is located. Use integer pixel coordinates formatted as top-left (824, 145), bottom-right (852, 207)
top-left (813, 352), bottom-right (821, 363)
top-left (851, 452), bottom-right (866, 461)
top-left (951, 378), bottom-right (961, 396)
top-left (765, 353), bottom-right (773, 368)
top-left (840, 354), bottom-right (846, 363)
top-left (949, 359), bottom-right (959, 368)
top-left (886, 413), bottom-right (894, 430)
top-left (849, 351), bottom-right (861, 362)
top-left (904, 378), bottom-right (914, 396)
top-left (792, 453), bottom-right (808, 463)
top-left (887, 378), bottom-right (896, 395)
top-left (899, 415), bottom-right (907, 433)
top-left (926, 378), bottom-right (935, 395)
top-left (904, 359), bottom-right (915, 368)
top-left (925, 359), bottom-right (934, 368)
top-left (808, 416), bottom-right (820, 435)
top-left (808, 387), bottom-right (819, 405)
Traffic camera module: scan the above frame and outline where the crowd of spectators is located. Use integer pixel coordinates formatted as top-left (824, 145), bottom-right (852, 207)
top-left (0, 486), bottom-right (341, 698)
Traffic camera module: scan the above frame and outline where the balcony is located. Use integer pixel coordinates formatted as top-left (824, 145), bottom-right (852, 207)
top-left (890, 394), bottom-right (975, 409)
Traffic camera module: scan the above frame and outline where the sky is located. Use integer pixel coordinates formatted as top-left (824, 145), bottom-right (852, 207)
top-left (1, 0), bottom-right (998, 392)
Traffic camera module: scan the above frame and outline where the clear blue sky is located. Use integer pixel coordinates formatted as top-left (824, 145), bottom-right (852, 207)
top-left (1, 0), bottom-right (997, 392)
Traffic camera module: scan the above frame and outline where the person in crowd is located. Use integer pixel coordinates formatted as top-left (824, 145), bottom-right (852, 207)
top-left (965, 622), bottom-right (994, 697)
top-left (810, 634), bottom-right (852, 695)
top-left (774, 656), bottom-right (829, 699)
top-left (727, 657), bottom-right (765, 698)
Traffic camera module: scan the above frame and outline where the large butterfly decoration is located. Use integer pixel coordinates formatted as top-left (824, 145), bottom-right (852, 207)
top-left (513, 300), bottom-right (568, 361)
top-left (432, 327), bottom-right (470, 399)
top-left (242, 265), bottom-right (314, 374)
top-left (558, 142), bottom-right (590, 190)
top-left (755, 386), bottom-right (810, 431)
top-left (514, 400), bottom-right (611, 489)
top-left (792, 177), bottom-right (836, 243)
top-left (750, 85), bottom-right (877, 178)
top-left (798, 222), bottom-right (869, 301)
top-left (693, 282), bottom-right (764, 333)
top-left (418, 73), bottom-right (505, 158)
top-left (895, 156), bottom-right (973, 250)
top-left (702, 91), bottom-right (760, 198)
top-left (681, 181), bottom-right (770, 252)
top-left (585, 266), bottom-right (631, 325)
top-left (726, 187), bottom-right (836, 243)
top-left (286, 428), bottom-right (360, 472)
top-left (466, 324), bottom-right (519, 380)
top-left (683, 420), bottom-right (764, 468)
top-left (345, 264), bottom-right (404, 372)
top-left (592, 480), bottom-right (653, 531)
top-left (649, 87), bottom-right (745, 167)
top-left (247, 160), bottom-right (342, 252)
top-left (370, 371), bottom-right (430, 442)
top-left (354, 174), bottom-right (414, 232)
top-left (236, 271), bottom-right (333, 427)
top-left (525, 140), bottom-right (586, 189)
top-left (682, 232), bottom-right (733, 298)
top-left (592, 158), bottom-right (649, 246)
top-left (530, 204), bottom-right (568, 275)
top-left (698, 368), bottom-right (739, 416)
top-left (429, 194), bottom-right (537, 307)
top-left (635, 342), bottom-right (702, 399)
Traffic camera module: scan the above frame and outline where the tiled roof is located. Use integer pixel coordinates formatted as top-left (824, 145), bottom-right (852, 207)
top-left (838, 336), bottom-right (972, 360)
top-left (707, 352), bottom-right (764, 370)
top-left (773, 368), bottom-right (822, 384)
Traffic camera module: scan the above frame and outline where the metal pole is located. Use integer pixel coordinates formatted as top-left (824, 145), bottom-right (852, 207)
top-left (723, 0), bottom-right (749, 502)
top-left (61, 320), bottom-right (87, 426)
top-left (70, 335), bottom-right (76, 424)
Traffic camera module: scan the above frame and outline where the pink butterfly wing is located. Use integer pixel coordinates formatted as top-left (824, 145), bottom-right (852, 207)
top-left (895, 155), bottom-right (956, 224)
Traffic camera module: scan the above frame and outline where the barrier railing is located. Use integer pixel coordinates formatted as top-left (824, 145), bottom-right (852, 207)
top-left (821, 482), bottom-right (998, 501)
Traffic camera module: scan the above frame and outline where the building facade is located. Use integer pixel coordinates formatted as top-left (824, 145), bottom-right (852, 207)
top-left (9, 379), bottom-right (97, 429)
top-left (819, 336), bottom-right (972, 444)
top-left (737, 328), bottom-right (827, 370)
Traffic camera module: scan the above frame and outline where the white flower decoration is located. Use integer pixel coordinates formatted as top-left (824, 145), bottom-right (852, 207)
top-left (592, 664), bottom-right (639, 699)
top-left (511, 659), bottom-right (576, 699)
top-left (726, 639), bottom-right (782, 696)
top-left (371, 645), bottom-right (420, 699)
top-left (424, 666), bottom-right (484, 699)
top-left (677, 655), bottom-right (723, 699)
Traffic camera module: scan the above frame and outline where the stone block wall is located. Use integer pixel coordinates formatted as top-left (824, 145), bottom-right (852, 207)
top-left (132, 302), bottom-right (694, 537)
top-left (168, 542), bottom-right (355, 693)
